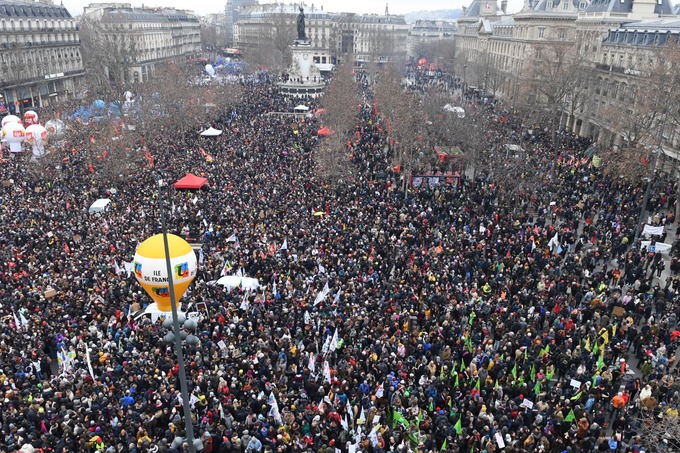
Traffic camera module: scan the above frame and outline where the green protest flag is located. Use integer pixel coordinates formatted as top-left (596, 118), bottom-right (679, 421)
top-left (540, 344), bottom-right (550, 356)
top-left (469, 311), bottom-right (476, 325)
top-left (460, 360), bottom-right (466, 372)
top-left (596, 353), bottom-right (605, 371)
top-left (592, 339), bottom-right (599, 356)
top-left (546, 367), bottom-right (555, 381)
top-left (564, 408), bottom-right (576, 422)
top-left (524, 349), bottom-right (528, 361)
top-left (475, 378), bottom-right (481, 391)
top-left (511, 362), bottom-right (517, 379)
top-left (570, 391), bottom-right (582, 401)
top-left (454, 373), bottom-right (459, 388)
top-left (416, 409), bottom-right (423, 428)
top-left (534, 381), bottom-right (541, 395)
top-left (451, 365), bottom-right (457, 378)
top-left (454, 417), bottom-right (463, 435)
top-left (407, 432), bottom-right (419, 445)
top-left (530, 364), bottom-right (536, 382)
top-left (494, 379), bottom-right (499, 389)
top-left (392, 409), bottom-right (409, 428)
top-left (441, 438), bottom-right (447, 451)
top-left (428, 399), bottom-right (434, 412)
top-left (440, 366), bottom-right (445, 381)
top-left (499, 353), bottom-right (505, 361)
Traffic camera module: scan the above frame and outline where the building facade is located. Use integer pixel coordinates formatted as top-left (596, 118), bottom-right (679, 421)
top-left (202, 13), bottom-right (228, 52)
top-left (224, 0), bottom-right (257, 48)
top-left (82, 3), bottom-right (201, 84)
top-left (407, 19), bottom-right (456, 58)
top-left (454, 0), bottom-right (680, 158)
top-left (234, 3), bottom-right (409, 68)
top-left (235, 3), bottom-right (335, 70)
top-left (0, 0), bottom-right (84, 115)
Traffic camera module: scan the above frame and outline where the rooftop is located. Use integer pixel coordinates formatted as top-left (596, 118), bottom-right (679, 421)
top-left (0, 0), bottom-right (72, 18)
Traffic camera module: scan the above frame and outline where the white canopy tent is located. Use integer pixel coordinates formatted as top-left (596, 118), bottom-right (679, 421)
top-left (200, 127), bottom-right (223, 137)
top-left (215, 275), bottom-right (261, 292)
top-left (294, 105), bottom-right (310, 112)
top-left (443, 104), bottom-right (465, 118)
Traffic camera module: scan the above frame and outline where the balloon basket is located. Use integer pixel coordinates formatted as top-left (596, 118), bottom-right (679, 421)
top-left (135, 303), bottom-right (185, 323)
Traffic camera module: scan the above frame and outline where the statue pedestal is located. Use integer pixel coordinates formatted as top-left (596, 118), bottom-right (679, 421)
top-left (278, 40), bottom-right (324, 98)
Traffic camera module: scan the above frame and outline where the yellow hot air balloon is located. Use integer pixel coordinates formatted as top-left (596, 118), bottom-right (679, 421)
top-left (133, 234), bottom-right (197, 312)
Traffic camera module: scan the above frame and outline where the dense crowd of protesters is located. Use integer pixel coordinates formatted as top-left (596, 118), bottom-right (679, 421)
top-left (0, 70), bottom-right (679, 453)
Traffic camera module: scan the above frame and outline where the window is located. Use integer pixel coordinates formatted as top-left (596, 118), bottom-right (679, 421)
top-left (538, 28), bottom-right (545, 38)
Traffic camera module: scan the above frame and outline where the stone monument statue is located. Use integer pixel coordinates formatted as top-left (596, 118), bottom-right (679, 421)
top-left (297, 7), bottom-right (306, 40)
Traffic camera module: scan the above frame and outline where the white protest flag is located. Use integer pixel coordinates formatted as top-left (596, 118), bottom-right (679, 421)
top-left (240, 292), bottom-right (249, 311)
top-left (114, 261), bottom-right (122, 275)
top-left (321, 334), bottom-right (332, 355)
top-left (272, 280), bottom-right (278, 297)
top-left (268, 391), bottom-right (283, 425)
top-left (313, 281), bottom-right (331, 306)
top-left (19, 310), bottom-right (29, 327)
top-left (323, 361), bottom-right (332, 384)
top-left (347, 404), bottom-right (354, 422)
top-left (123, 261), bottom-right (134, 278)
top-left (643, 224), bottom-right (665, 236)
top-left (84, 342), bottom-right (96, 381)
top-left (198, 249), bottom-right (204, 266)
top-left (304, 310), bottom-right (311, 325)
top-left (333, 290), bottom-right (341, 305)
top-left (328, 329), bottom-right (339, 352)
top-left (227, 233), bottom-right (238, 242)
top-left (341, 414), bottom-right (349, 431)
top-left (375, 383), bottom-right (384, 398)
top-left (308, 352), bottom-right (316, 372)
top-left (219, 403), bottom-right (226, 421)
top-left (12, 311), bottom-right (21, 330)
top-left (368, 424), bottom-right (380, 447)
top-left (358, 406), bottom-right (366, 424)
top-left (547, 232), bottom-right (559, 251)
top-left (280, 238), bottom-right (288, 251)
top-left (236, 267), bottom-right (244, 277)
top-left (318, 263), bottom-right (326, 274)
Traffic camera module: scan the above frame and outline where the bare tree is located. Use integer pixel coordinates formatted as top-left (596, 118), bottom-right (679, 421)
top-left (79, 16), bottom-right (138, 101)
top-left (374, 64), bottom-right (431, 193)
top-left (595, 45), bottom-right (680, 181)
top-left (523, 41), bottom-right (587, 146)
top-left (315, 63), bottom-right (357, 184)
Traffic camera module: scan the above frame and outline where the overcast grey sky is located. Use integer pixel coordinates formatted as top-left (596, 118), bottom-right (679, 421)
top-left (63, 0), bottom-right (525, 17)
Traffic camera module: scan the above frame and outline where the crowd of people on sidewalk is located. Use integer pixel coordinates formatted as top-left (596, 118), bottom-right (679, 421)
top-left (1, 71), bottom-right (679, 453)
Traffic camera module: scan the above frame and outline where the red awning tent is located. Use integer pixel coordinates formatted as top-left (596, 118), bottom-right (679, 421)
top-left (317, 126), bottom-right (335, 137)
top-left (173, 173), bottom-right (208, 189)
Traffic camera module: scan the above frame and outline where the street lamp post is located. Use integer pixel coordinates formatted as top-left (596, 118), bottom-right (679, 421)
top-left (157, 177), bottom-right (197, 453)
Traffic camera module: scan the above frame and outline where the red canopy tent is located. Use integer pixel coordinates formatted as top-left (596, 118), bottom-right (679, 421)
top-left (173, 173), bottom-right (208, 190)
top-left (317, 126), bottom-right (335, 137)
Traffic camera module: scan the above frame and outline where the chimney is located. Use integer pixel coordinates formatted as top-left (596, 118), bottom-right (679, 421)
top-left (385, 3), bottom-right (389, 15)
top-left (501, 0), bottom-right (508, 13)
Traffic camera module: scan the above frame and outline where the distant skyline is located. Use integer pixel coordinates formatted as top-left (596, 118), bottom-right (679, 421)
top-left (62, 0), bottom-right (525, 17)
